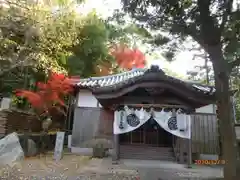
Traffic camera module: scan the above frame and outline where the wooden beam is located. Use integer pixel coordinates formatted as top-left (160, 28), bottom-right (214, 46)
top-left (122, 96), bottom-right (193, 107)
top-left (94, 82), bottom-right (216, 104)
top-left (118, 103), bottom-right (191, 109)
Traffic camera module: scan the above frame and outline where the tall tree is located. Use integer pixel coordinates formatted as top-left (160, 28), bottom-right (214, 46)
top-left (67, 12), bottom-right (126, 77)
top-left (0, 0), bottom-right (76, 98)
top-left (121, 0), bottom-right (240, 179)
top-left (0, 0), bottom-right (129, 96)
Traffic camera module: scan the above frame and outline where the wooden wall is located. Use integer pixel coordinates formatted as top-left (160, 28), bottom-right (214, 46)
top-left (71, 106), bottom-right (219, 160)
top-left (71, 107), bottom-right (114, 148)
top-left (71, 107), bottom-right (101, 147)
top-left (174, 113), bottom-right (219, 163)
top-left (191, 113), bottom-right (219, 155)
top-left (98, 109), bottom-right (114, 140)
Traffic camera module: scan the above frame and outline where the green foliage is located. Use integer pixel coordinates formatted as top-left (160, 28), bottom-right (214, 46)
top-left (0, 0), bottom-right (72, 93)
top-left (121, 1), bottom-right (240, 177)
top-left (66, 11), bottom-right (140, 77)
top-left (68, 13), bottom-right (114, 77)
top-left (121, 0), bottom-right (240, 66)
top-left (124, 24), bottom-right (152, 39)
top-left (0, 0), bottom-right (132, 97)
top-left (11, 95), bottom-right (28, 109)
top-left (230, 73), bottom-right (240, 121)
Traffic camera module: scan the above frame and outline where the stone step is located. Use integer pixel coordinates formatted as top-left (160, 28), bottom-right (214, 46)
top-left (120, 155), bottom-right (175, 161)
top-left (119, 145), bottom-right (175, 161)
top-left (120, 145), bottom-right (173, 151)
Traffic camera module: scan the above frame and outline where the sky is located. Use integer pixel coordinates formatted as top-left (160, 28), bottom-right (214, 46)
top-left (77, 0), bottom-right (206, 77)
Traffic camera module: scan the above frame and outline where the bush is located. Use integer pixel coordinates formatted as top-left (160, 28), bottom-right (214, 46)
top-left (82, 138), bottom-right (112, 158)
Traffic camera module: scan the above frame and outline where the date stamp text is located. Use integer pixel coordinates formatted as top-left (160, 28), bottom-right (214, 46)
top-left (194, 159), bottom-right (225, 165)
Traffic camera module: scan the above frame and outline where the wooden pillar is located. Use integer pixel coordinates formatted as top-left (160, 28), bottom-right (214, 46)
top-left (216, 105), bottom-right (222, 158)
top-left (187, 137), bottom-right (192, 168)
top-left (179, 110), bottom-right (193, 165)
top-left (179, 138), bottom-right (184, 163)
top-left (112, 134), bottom-right (119, 162)
top-left (112, 108), bottom-right (120, 163)
top-left (171, 109), bottom-right (177, 160)
top-left (186, 113), bottom-right (192, 168)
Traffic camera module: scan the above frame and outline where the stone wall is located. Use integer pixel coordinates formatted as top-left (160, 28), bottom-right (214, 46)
top-left (5, 110), bottom-right (41, 133)
top-left (0, 112), bottom-right (7, 138)
top-left (0, 109), bottom-right (66, 135)
top-left (0, 109), bottom-right (67, 156)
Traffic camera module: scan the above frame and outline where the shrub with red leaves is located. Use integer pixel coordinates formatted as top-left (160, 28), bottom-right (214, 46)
top-left (15, 72), bottom-right (73, 116)
top-left (111, 44), bottom-right (146, 70)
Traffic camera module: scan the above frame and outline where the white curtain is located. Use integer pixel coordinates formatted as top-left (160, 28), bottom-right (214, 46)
top-left (113, 106), bottom-right (191, 139)
top-left (152, 109), bottom-right (191, 139)
top-left (176, 113), bottom-right (191, 139)
top-left (113, 107), bottom-right (151, 134)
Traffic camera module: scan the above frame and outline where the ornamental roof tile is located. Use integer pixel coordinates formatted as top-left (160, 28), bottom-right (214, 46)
top-left (77, 68), bottom-right (146, 88)
top-left (75, 66), bottom-right (216, 95)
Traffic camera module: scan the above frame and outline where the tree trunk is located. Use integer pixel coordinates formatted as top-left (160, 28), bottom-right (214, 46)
top-left (208, 46), bottom-right (238, 179)
top-left (204, 55), bottom-right (210, 85)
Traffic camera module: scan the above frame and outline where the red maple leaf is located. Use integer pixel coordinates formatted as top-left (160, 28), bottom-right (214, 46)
top-left (15, 90), bottom-right (44, 109)
top-left (94, 61), bottom-right (113, 76)
top-left (15, 72), bottom-right (73, 116)
top-left (111, 44), bottom-right (146, 70)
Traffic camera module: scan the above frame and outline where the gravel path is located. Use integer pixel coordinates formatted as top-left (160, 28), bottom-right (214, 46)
top-left (120, 159), bottom-right (223, 180)
top-left (0, 156), bottom-right (225, 180)
top-left (137, 168), bottom-right (223, 180)
top-left (0, 156), bottom-right (139, 180)
top-left (0, 170), bottom-right (139, 180)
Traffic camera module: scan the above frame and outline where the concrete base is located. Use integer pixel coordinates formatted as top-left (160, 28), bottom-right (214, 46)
top-left (122, 159), bottom-right (186, 169)
top-left (112, 160), bottom-right (119, 165)
top-left (71, 147), bottom-right (93, 156)
top-left (71, 147), bottom-right (114, 157)
top-left (199, 154), bottom-right (219, 160)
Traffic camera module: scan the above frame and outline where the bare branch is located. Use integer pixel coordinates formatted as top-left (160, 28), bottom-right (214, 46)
top-left (189, 47), bottom-right (202, 51)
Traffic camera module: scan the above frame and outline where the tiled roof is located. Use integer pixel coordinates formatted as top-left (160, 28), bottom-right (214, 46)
top-left (75, 66), bottom-right (216, 94)
top-left (77, 68), bottom-right (146, 88)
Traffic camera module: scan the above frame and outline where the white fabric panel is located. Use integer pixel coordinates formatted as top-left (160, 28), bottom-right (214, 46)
top-left (113, 108), bottom-right (151, 134)
top-left (153, 111), bottom-right (191, 139)
top-left (176, 113), bottom-right (191, 139)
top-left (113, 106), bottom-right (191, 139)
top-left (177, 114), bottom-right (187, 130)
top-left (152, 109), bottom-right (172, 124)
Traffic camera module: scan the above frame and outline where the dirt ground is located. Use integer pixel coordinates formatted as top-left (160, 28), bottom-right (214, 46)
top-left (0, 154), bottom-right (224, 179)
top-left (0, 154), bottom-right (139, 179)
top-left (19, 154), bottom-right (92, 176)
